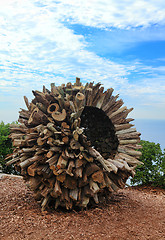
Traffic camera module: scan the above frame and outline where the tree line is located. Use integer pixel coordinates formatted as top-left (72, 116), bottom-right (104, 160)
top-left (0, 121), bottom-right (164, 188)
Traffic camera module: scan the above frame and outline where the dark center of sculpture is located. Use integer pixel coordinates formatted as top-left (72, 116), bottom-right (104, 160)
top-left (80, 106), bottom-right (119, 159)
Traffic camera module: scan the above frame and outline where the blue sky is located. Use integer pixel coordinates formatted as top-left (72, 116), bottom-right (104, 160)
top-left (0, 0), bottom-right (165, 127)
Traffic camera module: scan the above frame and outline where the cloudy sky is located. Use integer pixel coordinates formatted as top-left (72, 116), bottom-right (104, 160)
top-left (0, 0), bottom-right (165, 124)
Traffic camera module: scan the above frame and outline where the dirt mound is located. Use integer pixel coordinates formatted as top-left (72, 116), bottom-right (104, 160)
top-left (0, 175), bottom-right (165, 240)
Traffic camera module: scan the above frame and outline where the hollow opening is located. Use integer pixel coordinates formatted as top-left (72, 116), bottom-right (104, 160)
top-left (49, 105), bottom-right (56, 112)
top-left (80, 106), bottom-right (119, 159)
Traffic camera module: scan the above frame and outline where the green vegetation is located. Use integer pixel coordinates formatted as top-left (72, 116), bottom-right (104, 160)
top-left (0, 121), bottom-right (17, 174)
top-left (131, 140), bottom-right (165, 188)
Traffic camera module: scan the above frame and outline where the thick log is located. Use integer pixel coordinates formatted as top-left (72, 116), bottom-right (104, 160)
top-left (57, 155), bottom-right (68, 169)
top-left (47, 103), bottom-right (59, 114)
top-left (24, 96), bottom-right (30, 110)
top-left (82, 151), bottom-right (93, 162)
top-left (26, 177), bottom-right (42, 191)
top-left (116, 127), bottom-right (137, 135)
top-left (6, 157), bottom-right (20, 166)
top-left (70, 139), bottom-right (81, 150)
top-left (80, 194), bottom-right (90, 208)
top-left (13, 139), bottom-right (26, 147)
top-left (119, 139), bottom-right (140, 145)
top-left (20, 155), bottom-right (43, 168)
top-left (84, 185), bottom-right (94, 197)
top-left (64, 175), bottom-right (77, 189)
top-left (95, 93), bottom-right (106, 109)
top-left (53, 180), bottom-right (62, 197)
top-left (109, 106), bottom-right (127, 119)
top-left (27, 162), bottom-right (38, 176)
top-left (46, 153), bottom-right (60, 166)
top-left (36, 103), bottom-right (47, 113)
top-left (89, 179), bottom-right (100, 194)
top-left (114, 123), bottom-right (134, 131)
top-left (118, 147), bottom-right (142, 157)
top-left (104, 173), bottom-right (119, 192)
top-left (66, 160), bottom-right (75, 176)
top-left (75, 158), bottom-right (86, 168)
top-left (88, 148), bottom-right (111, 172)
top-left (85, 162), bottom-right (100, 176)
top-left (117, 153), bottom-right (143, 165)
top-left (52, 109), bottom-right (66, 122)
top-left (75, 92), bottom-right (85, 109)
top-left (41, 195), bottom-right (50, 211)
top-left (104, 159), bottom-right (118, 173)
top-left (69, 188), bottom-right (78, 201)
top-left (117, 132), bottom-right (141, 140)
top-left (103, 94), bottom-right (119, 113)
top-left (32, 90), bottom-right (50, 107)
top-left (110, 108), bottom-right (134, 124)
top-left (101, 88), bottom-right (114, 109)
top-left (75, 167), bottom-right (83, 178)
top-left (92, 87), bottom-right (104, 107)
top-left (91, 170), bottom-right (105, 184)
top-left (56, 172), bottom-right (66, 183)
top-left (106, 99), bottom-right (124, 116)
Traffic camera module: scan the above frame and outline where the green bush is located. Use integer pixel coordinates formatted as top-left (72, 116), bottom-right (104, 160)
top-left (131, 140), bottom-right (165, 188)
top-left (0, 121), bottom-right (18, 174)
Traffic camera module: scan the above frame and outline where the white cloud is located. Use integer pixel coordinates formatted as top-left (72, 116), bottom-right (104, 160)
top-left (51, 0), bottom-right (165, 29)
top-left (0, 0), bottom-right (165, 121)
top-left (0, 0), bottom-right (134, 93)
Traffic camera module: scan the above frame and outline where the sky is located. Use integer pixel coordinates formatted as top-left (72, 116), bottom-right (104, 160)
top-left (0, 0), bottom-right (165, 147)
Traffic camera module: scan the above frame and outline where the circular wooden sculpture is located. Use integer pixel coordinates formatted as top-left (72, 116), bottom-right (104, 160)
top-left (6, 78), bottom-right (143, 210)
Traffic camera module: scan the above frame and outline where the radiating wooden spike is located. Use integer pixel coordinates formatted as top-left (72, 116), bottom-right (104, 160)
top-left (24, 96), bottom-right (30, 110)
top-left (109, 106), bottom-right (127, 118)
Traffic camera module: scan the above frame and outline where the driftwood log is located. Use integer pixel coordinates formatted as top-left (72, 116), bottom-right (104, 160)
top-left (6, 78), bottom-right (142, 210)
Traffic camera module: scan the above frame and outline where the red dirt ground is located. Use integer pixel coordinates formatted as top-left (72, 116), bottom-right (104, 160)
top-left (0, 175), bottom-right (165, 240)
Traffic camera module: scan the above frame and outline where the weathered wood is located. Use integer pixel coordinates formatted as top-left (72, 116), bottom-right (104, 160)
top-left (75, 92), bottom-right (85, 109)
top-left (66, 160), bottom-right (75, 176)
top-left (101, 88), bottom-right (114, 109)
top-left (52, 109), bottom-right (66, 122)
top-left (57, 155), bottom-right (68, 169)
top-left (47, 153), bottom-right (60, 166)
top-left (8, 78), bottom-right (142, 210)
top-left (64, 175), bottom-right (77, 189)
top-left (85, 163), bottom-right (100, 176)
top-left (69, 188), bottom-right (78, 201)
top-left (53, 180), bottom-right (62, 197)
top-left (27, 162), bottom-right (38, 176)
top-left (75, 167), bottom-right (83, 178)
top-left (118, 147), bottom-right (142, 157)
top-left (104, 173), bottom-right (119, 192)
top-left (26, 177), bottom-right (41, 191)
top-left (114, 123), bottom-right (134, 131)
top-left (24, 96), bottom-right (30, 110)
top-left (119, 139), bottom-right (140, 145)
top-left (88, 148), bottom-right (111, 172)
top-left (117, 153), bottom-right (143, 165)
top-left (6, 157), bottom-right (20, 166)
top-left (109, 106), bottom-right (127, 119)
top-left (116, 127), bottom-right (137, 135)
top-left (20, 155), bottom-right (43, 168)
top-left (117, 132), bottom-right (141, 140)
top-left (56, 172), bottom-right (66, 183)
top-left (47, 103), bottom-right (59, 114)
top-left (91, 170), bottom-right (105, 184)
top-left (89, 179), bottom-right (100, 194)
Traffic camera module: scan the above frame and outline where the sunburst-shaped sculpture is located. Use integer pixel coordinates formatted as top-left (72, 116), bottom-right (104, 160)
top-left (6, 78), bottom-right (142, 210)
